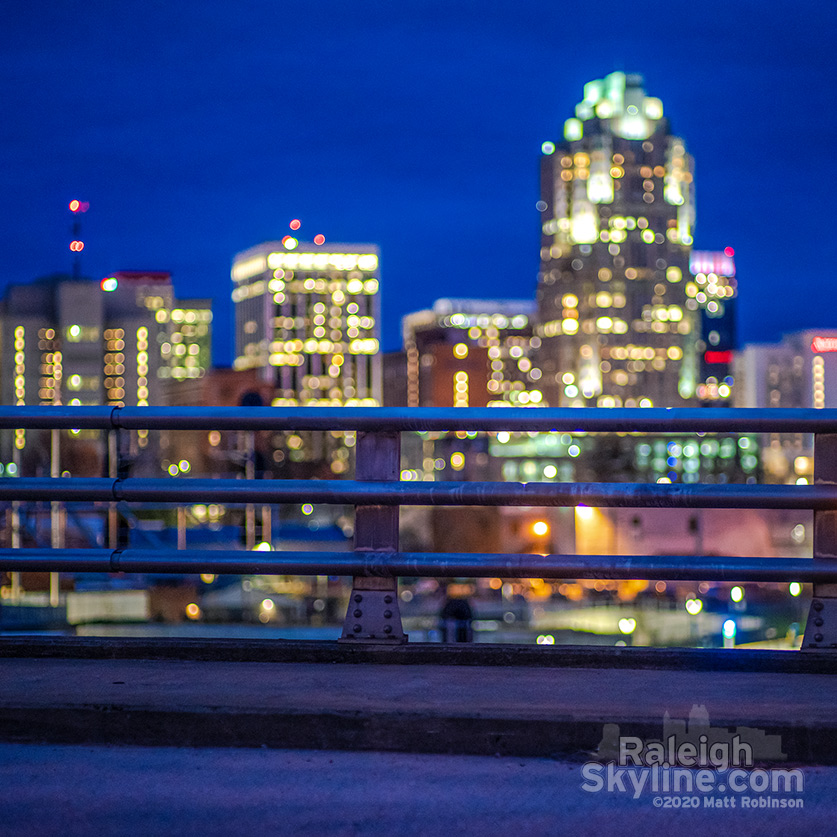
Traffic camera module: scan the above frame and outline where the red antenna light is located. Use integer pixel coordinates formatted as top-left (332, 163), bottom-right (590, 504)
top-left (68, 200), bottom-right (88, 279)
top-left (314, 234), bottom-right (325, 245)
top-left (724, 246), bottom-right (734, 257)
top-left (289, 219), bottom-right (301, 230)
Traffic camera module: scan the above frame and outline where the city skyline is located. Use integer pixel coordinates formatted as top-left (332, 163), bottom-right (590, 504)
top-left (3, 2), bottom-right (835, 365)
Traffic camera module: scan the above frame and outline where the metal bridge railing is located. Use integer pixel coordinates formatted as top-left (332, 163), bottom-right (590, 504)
top-left (1, 406), bottom-right (836, 648)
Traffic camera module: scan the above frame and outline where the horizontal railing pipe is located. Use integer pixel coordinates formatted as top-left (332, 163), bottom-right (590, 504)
top-left (0, 548), bottom-right (828, 582)
top-left (1, 405), bottom-right (837, 433)
top-left (0, 477), bottom-right (836, 509)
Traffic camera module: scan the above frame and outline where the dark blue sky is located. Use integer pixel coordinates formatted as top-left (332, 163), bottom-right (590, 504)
top-left (3, 1), bottom-right (835, 365)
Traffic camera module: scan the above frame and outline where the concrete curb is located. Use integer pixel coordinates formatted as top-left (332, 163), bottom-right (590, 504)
top-left (2, 703), bottom-right (837, 764)
top-left (3, 636), bottom-right (837, 673)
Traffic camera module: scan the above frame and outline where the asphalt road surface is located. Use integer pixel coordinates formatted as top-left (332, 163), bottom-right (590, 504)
top-left (0, 743), bottom-right (833, 836)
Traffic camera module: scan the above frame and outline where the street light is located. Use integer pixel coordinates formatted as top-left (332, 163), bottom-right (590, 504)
top-left (723, 618), bottom-right (736, 648)
top-left (685, 598), bottom-right (703, 615)
top-left (532, 520), bottom-right (549, 537)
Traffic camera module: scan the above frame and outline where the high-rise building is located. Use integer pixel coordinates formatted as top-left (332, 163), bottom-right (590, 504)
top-left (735, 330), bottom-right (837, 484)
top-left (402, 299), bottom-right (538, 408)
top-left (734, 330), bottom-right (837, 412)
top-left (398, 298), bottom-right (538, 486)
top-left (231, 241), bottom-right (381, 477)
top-left (535, 71), bottom-right (698, 408)
top-left (103, 272), bottom-right (212, 403)
top-left (689, 250), bottom-right (737, 403)
top-left (0, 272), bottom-right (212, 471)
top-left (231, 241), bottom-right (381, 407)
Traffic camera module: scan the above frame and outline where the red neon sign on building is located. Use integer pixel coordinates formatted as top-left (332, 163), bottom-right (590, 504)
top-left (811, 337), bottom-right (837, 353)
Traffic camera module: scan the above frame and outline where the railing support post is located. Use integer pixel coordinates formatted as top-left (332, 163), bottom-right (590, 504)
top-left (10, 444), bottom-right (21, 602)
top-left (107, 430), bottom-right (118, 550)
top-left (803, 433), bottom-right (837, 649)
top-left (49, 428), bottom-right (61, 606)
top-left (340, 430), bottom-right (406, 643)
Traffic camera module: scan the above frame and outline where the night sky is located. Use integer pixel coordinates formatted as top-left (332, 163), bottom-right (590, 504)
top-left (3, 1), bottom-right (835, 366)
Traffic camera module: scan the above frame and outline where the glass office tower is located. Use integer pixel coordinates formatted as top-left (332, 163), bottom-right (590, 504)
top-left (535, 71), bottom-right (697, 407)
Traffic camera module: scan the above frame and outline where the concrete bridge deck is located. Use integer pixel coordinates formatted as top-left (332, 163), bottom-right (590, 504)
top-left (2, 637), bottom-right (837, 762)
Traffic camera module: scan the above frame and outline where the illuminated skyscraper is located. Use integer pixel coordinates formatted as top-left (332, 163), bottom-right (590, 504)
top-left (231, 241), bottom-right (381, 406)
top-left (535, 72), bottom-right (698, 407)
top-left (231, 240), bottom-right (381, 476)
top-left (689, 250), bottom-right (737, 403)
top-left (402, 299), bottom-right (538, 408)
top-left (97, 271), bottom-right (212, 406)
top-left (0, 272), bottom-right (212, 469)
top-left (392, 299), bottom-right (538, 487)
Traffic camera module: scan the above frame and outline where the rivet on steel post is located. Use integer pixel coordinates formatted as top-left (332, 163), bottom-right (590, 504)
top-left (340, 429), bottom-right (406, 643)
top-left (803, 433), bottom-right (837, 649)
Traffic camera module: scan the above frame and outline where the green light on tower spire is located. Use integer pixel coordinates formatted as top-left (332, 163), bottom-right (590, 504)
top-left (569, 71), bottom-right (664, 141)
